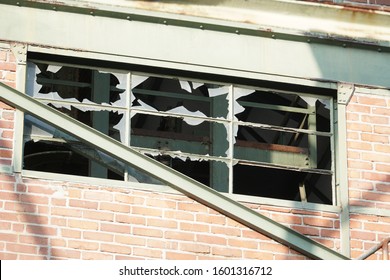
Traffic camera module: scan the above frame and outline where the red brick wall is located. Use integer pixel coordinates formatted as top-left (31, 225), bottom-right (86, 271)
top-left (347, 92), bottom-right (390, 260)
top-left (1, 43), bottom-right (389, 260)
top-left (0, 46), bottom-right (16, 173)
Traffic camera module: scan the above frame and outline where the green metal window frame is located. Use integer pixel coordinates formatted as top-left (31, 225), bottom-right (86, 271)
top-left (21, 58), bottom-right (337, 208)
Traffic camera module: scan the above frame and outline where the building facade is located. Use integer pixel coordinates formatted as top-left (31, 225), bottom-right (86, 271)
top-left (0, 0), bottom-right (389, 260)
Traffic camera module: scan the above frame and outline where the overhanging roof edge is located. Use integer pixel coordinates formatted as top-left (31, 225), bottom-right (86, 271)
top-left (0, 82), bottom-right (349, 260)
top-left (1, 0), bottom-right (390, 52)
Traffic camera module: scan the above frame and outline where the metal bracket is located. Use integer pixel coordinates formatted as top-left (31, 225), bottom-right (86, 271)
top-left (10, 43), bottom-right (27, 65)
top-left (337, 83), bottom-right (355, 105)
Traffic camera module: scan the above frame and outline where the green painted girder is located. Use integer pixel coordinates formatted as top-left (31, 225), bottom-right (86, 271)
top-left (0, 82), bottom-right (349, 259)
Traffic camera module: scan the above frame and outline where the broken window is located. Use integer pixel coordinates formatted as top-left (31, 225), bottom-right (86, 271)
top-left (24, 61), bottom-right (335, 205)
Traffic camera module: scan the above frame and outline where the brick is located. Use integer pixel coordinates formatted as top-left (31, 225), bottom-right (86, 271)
top-left (131, 206), bottom-right (162, 217)
top-left (133, 226), bottom-right (163, 238)
top-left (0, 212), bottom-right (18, 222)
top-left (242, 229), bottom-right (269, 240)
top-left (84, 191), bottom-right (112, 201)
top-left (83, 231), bottom-right (113, 242)
top-left (82, 252), bottom-right (113, 260)
top-left (51, 248), bottom-right (81, 259)
top-left (0, 182), bottom-right (14, 191)
top-left (374, 125), bottom-right (390, 135)
top-left (360, 133), bottom-right (389, 144)
top-left (100, 202), bottom-right (130, 213)
top-left (165, 231), bottom-right (195, 242)
top-left (166, 252), bottom-right (196, 260)
top-left (361, 115), bottom-right (388, 124)
top-left (51, 207), bottom-right (82, 217)
top-left (146, 198), bottom-right (176, 209)
top-left (320, 229), bottom-right (340, 238)
top-left (303, 217), bottom-right (333, 228)
top-left (374, 144), bottom-right (390, 153)
top-left (179, 243), bottom-right (210, 254)
top-left (359, 96), bottom-right (387, 106)
top-left (348, 123), bottom-right (372, 132)
top-left (100, 223), bottom-right (130, 234)
top-left (26, 225), bottom-right (57, 236)
top-left (68, 189), bottom-right (82, 198)
top-left (362, 191), bottom-right (390, 202)
top-left (20, 255), bottom-right (47, 260)
top-left (115, 193), bottom-right (144, 204)
top-left (372, 107), bottom-right (390, 116)
top-left (362, 152), bottom-right (390, 163)
top-left (178, 202), bottom-right (208, 213)
top-left (147, 239), bottom-right (178, 250)
top-left (147, 217), bottom-right (177, 229)
top-left (0, 119), bottom-right (14, 129)
top-left (0, 139), bottom-right (13, 149)
top-left (181, 222), bottom-right (209, 233)
top-left (0, 253), bottom-right (17, 260)
top-left (351, 230), bottom-right (376, 241)
top-left (270, 213), bottom-right (302, 225)
top-left (50, 238), bottom-right (66, 247)
top-left (69, 199), bottom-right (98, 209)
top-left (5, 202), bottom-right (37, 213)
top-left (362, 172), bottom-right (388, 182)
top-left (195, 234), bottom-right (226, 246)
top-left (348, 141), bottom-right (372, 151)
top-left (68, 219), bottom-right (98, 230)
top-left (20, 194), bottom-right (49, 205)
top-left (347, 132), bottom-right (359, 140)
top-left (0, 191), bottom-right (19, 200)
top-left (164, 210), bottom-right (194, 221)
top-left (209, 222), bottom-right (243, 235)
top-left (7, 243), bottom-right (38, 254)
top-left (12, 224), bottom-right (25, 233)
top-left (115, 214), bottom-right (145, 224)
top-left (291, 225), bottom-right (320, 236)
top-left (347, 104), bottom-right (371, 113)
top-left (115, 234), bottom-right (145, 246)
top-left (0, 221), bottom-right (11, 230)
top-left (196, 214), bottom-right (225, 225)
top-left (83, 210), bottom-right (114, 221)
top-left (349, 180), bottom-right (374, 190)
top-left (0, 232), bottom-right (18, 242)
top-left (312, 238), bottom-right (335, 248)
top-left (364, 222), bottom-right (390, 233)
top-left (347, 112), bottom-right (359, 121)
top-left (133, 247), bottom-right (162, 259)
top-left (51, 198), bottom-right (66, 206)
top-left (261, 242), bottom-right (290, 254)
top-left (376, 184), bottom-right (390, 192)
top-left (1, 130), bottom-right (14, 139)
top-left (228, 238), bottom-right (258, 249)
top-left (68, 240), bottom-right (99, 251)
top-left (212, 246), bottom-right (242, 258)
top-left (101, 243), bottom-right (131, 254)
top-left (0, 62), bottom-right (16, 71)
top-left (19, 213), bottom-right (48, 225)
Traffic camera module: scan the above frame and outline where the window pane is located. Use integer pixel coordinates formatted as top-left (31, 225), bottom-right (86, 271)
top-left (131, 113), bottom-right (229, 157)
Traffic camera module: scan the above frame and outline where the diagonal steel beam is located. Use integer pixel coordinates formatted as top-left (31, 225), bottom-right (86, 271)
top-left (0, 82), bottom-right (349, 259)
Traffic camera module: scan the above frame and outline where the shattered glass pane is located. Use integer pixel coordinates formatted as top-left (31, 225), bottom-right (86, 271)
top-left (131, 113), bottom-right (228, 157)
top-left (23, 115), bottom-right (163, 184)
top-left (131, 75), bottom-right (229, 119)
top-left (27, 62), bottom-right (127, 107)
top-left (233, 164), bottom-right (332, 205)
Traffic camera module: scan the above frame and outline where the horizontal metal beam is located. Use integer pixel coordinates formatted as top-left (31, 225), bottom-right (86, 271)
top-left (0, 82), bottom-right (349, 260)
